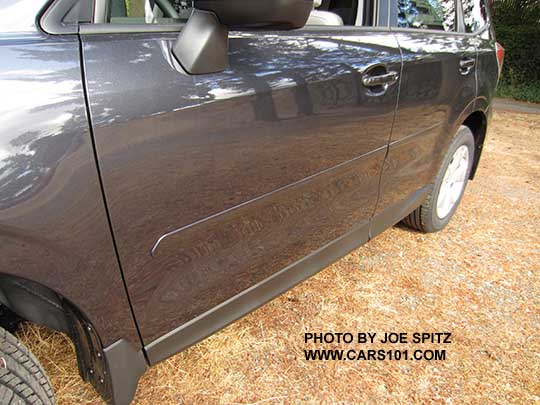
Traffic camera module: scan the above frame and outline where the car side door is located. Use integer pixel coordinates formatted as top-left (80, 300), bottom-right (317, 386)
top-left (463, 0), bottom-right (498, 113)
top-left (80, 0), bottom-right (402, 360)
top-left (372, 0), bottom-right (478, 233)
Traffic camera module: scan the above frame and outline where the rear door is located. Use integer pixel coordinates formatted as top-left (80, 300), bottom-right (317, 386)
top-left (372, 0), bottom-right (477, 232)
top-left (463, 0), bottom-right (498, 111)
top-left (80, 0), bottom-right (402, 350)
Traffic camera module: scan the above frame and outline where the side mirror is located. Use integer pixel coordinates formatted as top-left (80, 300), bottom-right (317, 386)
top-left (172, 0), bottom-right (313, 75)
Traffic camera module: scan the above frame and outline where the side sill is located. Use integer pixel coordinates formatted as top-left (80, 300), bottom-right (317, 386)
top-left (370, 186), bottom-right (430, 239)
top-left (145, 186), bottom-right (429, 365)
top-left (145, 219), bottom-right (371, 364)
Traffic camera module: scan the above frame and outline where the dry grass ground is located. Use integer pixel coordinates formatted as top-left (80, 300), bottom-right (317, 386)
top-left (17, 110), bottom-right (540, 404)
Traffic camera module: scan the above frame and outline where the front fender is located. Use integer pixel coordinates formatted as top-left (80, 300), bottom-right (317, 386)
top-left (0, 32), bottom-right (145, 405)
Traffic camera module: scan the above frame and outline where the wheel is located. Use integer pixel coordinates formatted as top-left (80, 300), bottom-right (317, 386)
top-left (0, 326), bottom-right (55, 405)
top-left (402, 125), bottom-right (475, 233)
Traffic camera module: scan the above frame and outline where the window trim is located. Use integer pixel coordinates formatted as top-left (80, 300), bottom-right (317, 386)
top-left (456, 0), bottom-right (466, 32)
top-left (40, 0), bottom-right (491, 38)
top-left (389, 24), bottom-right (488, 36)
top-left (43, 0), bottom-right (388, 35)
top-left (94, 0), bottom-right (108, 24)
top-left (40, 0), bottom-right (490, 37)
top-left (80, 22), bottom-right (183, 34)
top-left (40, 0), bottom-right (94, 34)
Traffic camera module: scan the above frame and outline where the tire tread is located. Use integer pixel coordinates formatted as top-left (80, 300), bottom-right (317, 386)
top-left (0, 327), bottom-right (55, 405)
top-left (402, 125), bottom-right (474, 233)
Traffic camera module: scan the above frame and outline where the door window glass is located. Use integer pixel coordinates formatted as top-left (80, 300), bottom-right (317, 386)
top-left (462, 0), bottom-right (488, 32)
top-left (310, 0), bottom-right (359, 26)
top-left (109, 0), bottom-right (192, 24)
top-left (397, 0), bottom-right (456, 31)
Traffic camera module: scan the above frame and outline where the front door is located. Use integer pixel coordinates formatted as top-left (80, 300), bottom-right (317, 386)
top-left (81, 2), bottom-right (402, 354)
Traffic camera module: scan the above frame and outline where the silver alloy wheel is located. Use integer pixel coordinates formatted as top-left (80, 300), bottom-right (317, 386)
top-left (436, 144), bottom-right (470, 219)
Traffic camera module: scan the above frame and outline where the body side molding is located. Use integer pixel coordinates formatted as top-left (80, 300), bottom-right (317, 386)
top-left (145, 219), bottom-right (370, 364)
top-left (145, 187), bottom-right (428, 364)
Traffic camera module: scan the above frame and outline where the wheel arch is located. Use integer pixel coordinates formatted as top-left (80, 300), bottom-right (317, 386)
top-left (0, 273), bottom-right (146, 405)
top-left (0, 273), bottom-right (116, 400)
top-left (461, 109), bottom-right (489, 180)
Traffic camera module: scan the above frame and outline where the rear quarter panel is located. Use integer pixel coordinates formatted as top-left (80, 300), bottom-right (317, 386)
top-left (475, 26), bottom-right (499, 113)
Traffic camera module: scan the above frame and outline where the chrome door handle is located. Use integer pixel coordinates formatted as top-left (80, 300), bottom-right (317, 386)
top-left (362, 71), bottom-right (399, 87)
top-left (459, 58), bottom-right (475, 68)
top-left (459, 58), bottom-right (475, 75)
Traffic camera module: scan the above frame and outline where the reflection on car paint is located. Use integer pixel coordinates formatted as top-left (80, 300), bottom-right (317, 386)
top-left (0, 34), bottom-right (139, 347)
top-left (81, 29), bottom-right (402, 343)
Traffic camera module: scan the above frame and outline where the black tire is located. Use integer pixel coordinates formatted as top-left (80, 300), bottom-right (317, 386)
top-left (0, 326), bottom-right (55, 405)
top-left (402, 125), bottom-right (475, 233)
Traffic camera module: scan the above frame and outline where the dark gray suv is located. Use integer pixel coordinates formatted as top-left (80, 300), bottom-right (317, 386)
top-left (0, 0), bottom-right (503, 403)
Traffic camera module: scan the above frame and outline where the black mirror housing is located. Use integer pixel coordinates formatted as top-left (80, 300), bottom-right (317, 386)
top-left (172, 0), bottom-right (313, 75)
